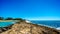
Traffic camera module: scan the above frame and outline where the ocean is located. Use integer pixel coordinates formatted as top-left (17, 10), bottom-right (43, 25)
top-left (0, 20), bottom-right (60, 30)
top-left (31, 20), bottom-right (60, 29)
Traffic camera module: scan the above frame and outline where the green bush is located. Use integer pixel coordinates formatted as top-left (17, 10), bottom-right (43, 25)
top-left (0, 17), bottom-right (4, 20)
top-left (5, 17), bottom-right (13, 20)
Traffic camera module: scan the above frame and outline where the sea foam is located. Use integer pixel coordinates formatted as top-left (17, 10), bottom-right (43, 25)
top-left (56, 27), bottom-right (60, 30)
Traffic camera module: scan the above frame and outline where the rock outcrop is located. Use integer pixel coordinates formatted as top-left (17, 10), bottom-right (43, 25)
top-left (0, 24), bottom-right (13, 33)
top-left (0, 21), bottom-right (60, 34)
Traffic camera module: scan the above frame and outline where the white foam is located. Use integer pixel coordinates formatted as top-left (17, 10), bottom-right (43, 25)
top-left (38, 24), bottom-right (56, 28)
top-left (56, 27), bottom-right (60, 30)
top-left (25, 20), bottom-right (31, 23)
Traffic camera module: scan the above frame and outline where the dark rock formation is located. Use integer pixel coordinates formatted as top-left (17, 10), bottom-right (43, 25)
top-left (0, 24), bottom-right (13, 33)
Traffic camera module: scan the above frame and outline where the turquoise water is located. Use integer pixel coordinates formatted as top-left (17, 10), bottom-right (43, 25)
top-left (0, 22), bottom-right (14, 27)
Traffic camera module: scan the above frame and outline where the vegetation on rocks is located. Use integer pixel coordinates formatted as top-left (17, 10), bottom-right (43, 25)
top-left (0, 17), bottom-right (25, 21)
top-left (0, 17), bottom-right (4, 20)
top-left (5, 17), bottom-right (13, 20)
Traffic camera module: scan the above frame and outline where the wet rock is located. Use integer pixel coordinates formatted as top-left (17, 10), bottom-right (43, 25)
top-left (0, 24), bottom-right (13, 33)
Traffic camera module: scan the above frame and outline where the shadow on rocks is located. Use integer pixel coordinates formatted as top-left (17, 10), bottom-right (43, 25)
top-left (0, 24), bottom-right (13, 33)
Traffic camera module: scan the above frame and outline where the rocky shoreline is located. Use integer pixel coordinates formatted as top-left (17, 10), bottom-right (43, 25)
top-left (0, 21), bottom-right (60, 34)
top-left (0, 24), bottom-right (13, 33)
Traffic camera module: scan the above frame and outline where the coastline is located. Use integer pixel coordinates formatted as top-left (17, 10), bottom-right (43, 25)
top-left (1, 21), bottom-right (60, 34)
top-left (0, 20), bottom-right (18, 22)
top-left (0, 20), bottom-right (60, 34)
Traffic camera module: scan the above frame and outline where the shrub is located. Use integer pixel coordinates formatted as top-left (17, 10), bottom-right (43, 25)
top-left (5, 17), bottom-right (13, 20)
top-left (0, 17), bottom-right (4, 20)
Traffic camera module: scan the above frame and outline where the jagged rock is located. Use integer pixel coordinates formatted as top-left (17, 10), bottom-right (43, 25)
top-left (0, 28), bottom-right (2, 33)
top-left (0, 22), bottom-right (60, 34)
top-left (0, 24), bottom-right (13, 33)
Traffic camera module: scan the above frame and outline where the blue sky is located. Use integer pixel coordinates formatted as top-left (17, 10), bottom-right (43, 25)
top-left (0, 0), bottom-right (60, 20)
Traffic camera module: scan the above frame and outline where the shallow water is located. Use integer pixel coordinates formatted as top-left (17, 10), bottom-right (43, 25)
top-left (0, 22), bottom-right (14, 27)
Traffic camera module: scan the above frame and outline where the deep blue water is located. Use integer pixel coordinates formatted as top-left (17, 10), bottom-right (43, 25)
top-left (31, 20), bottom-right (60, 28)
top-left (0, 22), bottom-right (14, 27)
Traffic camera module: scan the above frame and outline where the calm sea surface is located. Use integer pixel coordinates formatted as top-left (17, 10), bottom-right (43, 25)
top-left (31, 20), bottom-right (60, 28)
top-left (0, 22), bottom-right (14, 27)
